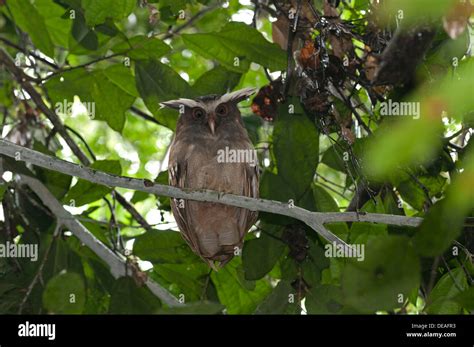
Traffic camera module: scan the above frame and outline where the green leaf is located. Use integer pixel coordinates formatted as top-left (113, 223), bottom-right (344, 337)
top-left (70, 11), bottom-right (98, 51)
top-left (47, 69), bottom-right (135, 132)
top-left (109, 277), bottom-right (161, 314)
top-left (242, 229), bottom-right (286, 280)
top-left (82, 0), bottom-right (136, 25)
top-left (397, 175), bottom-right (446, 211)
top-left (91, 71), bottom-right (135, 132)
top-left (103, 64), bottom-right (139, 97)
top-left (426, 267), bottom-right (468, 314)
top-left (7, 0), bottom-right (55, 57)
top-left (135, 59), bottom-right (192, 129)
top-left (349, 196), bottom-right (387, 245)
top-left (0, 183), bottom-right (6, 202)
top-left (413, 147), bottom-right (474, 256)
top-left (95, 19), bottom-right (120, 37)
top-left (273, 102), bottom-right (319, 197)
top-left (211, 258), bottom-right (272, 314)
top-left (112, 35), bottom-right (171, 60)
top-left (34, 0), bottom-right (72, 49)
top-left (193, 65), bottom-right (242, 95)
top-left (254, 280), bottom-right (295, 314)
top-left (342, 235), bottom-right (420, 313)
top-left (37, 168), bottom-right (72, 200)
top-left (452, 287), bottom-right (474, 311)
top-left (363, 119), bottom-right (443, 179)
top-left (134, 230), bottom-right (201, 264)
top-left (259, 172), bottom-right (294, 225)
top-left (152, 263), bottom-right (209, 302)
top-left (301, 238), bottom-right (330, 287)
top-left (305, 284), bottom-right (344, 314)
top-left (43, 272), bottom-right (85, 314)
top-left (182, 21), bottom-right (286, 73)
top-left (0, 80), bottom-right (13, 108)
top-left (63, 160), bottom-right (121, 206)
top-left (321, 146), bottom-right (346, 172)
top-left (46, 69), bottom-right (94, 105)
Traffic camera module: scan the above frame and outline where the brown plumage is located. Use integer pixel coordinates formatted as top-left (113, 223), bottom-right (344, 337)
top-left (161, 88), bottom-right (259, 269)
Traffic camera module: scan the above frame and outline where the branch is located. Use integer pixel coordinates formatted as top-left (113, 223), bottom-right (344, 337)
top-left (43, 52), bottom-right (124, 81)
top-left (0, 36), bottom-right (59, 69)
top-left (0, 48), bottom-right (91, 164)
top-left (130, 106), bottom-right (164, 127)
top-left (0, 47), bottom-right (153, 231)
top-left (18, 173), bottom-right (182, 307)
top-left (18, 224), bottom-right (61, 314)
top-left (161, 2), bottom-right (221, 40)
top-left (0, 139), bottom-right (424, 247)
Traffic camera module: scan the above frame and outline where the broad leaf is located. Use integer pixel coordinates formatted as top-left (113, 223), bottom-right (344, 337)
top-left (273, 101), bottom-right (319, 198)
top-left (7, 0), bottom-right (55, 57)
top-left (342, 235), bottom-right (420, 313)
top-left (182, 21), bottom-right (286, 72)
top-left (108, 277), bottom-right (161, 314)
top-left (82, 0), bottom-right (136, 25)
top-left (134, 230), bottom-right (201, 264)
top-left (43, 272), bottom-right (85, 314)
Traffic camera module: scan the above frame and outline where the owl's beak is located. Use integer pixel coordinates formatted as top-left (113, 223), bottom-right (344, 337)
top-left (208, 116), bottom-right (216, 135)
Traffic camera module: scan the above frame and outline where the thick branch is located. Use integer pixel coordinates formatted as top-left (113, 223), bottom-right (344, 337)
top-left (19, 174), bottom-right (181, 307)
top-left (0, 139), bottom-right (424, 247)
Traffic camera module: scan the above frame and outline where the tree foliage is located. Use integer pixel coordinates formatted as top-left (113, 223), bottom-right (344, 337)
top-left (0, 0), bottom-right (472, 315)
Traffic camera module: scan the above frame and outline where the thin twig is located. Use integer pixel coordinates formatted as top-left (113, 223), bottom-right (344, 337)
top-left (426, 256), bottom-right (440, 296)
top-left (0, 36), bottom-right (59, 69)
top-left (43, 52), bottom-right (124, 81)
top-left (65, 125), bottom-right (97, 161)
top-left (18, 223), bottom-right (61, 314)
top-left (130, 106), bottom-right (164, 127)
top-left (441, 256), bottom-right (465, 293)
top-left (161, 2), bottom-right (221, 40)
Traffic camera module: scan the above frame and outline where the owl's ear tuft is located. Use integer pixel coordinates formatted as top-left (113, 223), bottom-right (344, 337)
top-left (221, 87), bottom-right (256, 104)
top-left (160, 98), bottom-right (201, 110)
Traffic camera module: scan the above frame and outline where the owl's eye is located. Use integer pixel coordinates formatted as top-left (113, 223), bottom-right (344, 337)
top-left (192, 107), bottom-right (205, 120)
top-left (215, 104), bottom-right (228, 117)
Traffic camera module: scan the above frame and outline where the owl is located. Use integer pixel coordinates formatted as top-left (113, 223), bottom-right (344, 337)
top-left (161, 87), bottom-right (259, 269)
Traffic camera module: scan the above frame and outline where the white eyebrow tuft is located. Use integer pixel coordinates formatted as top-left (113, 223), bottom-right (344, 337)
top-left (220, 87), bottom-right (256, 104)
top-left (160, 98), bottom-right (202, 109)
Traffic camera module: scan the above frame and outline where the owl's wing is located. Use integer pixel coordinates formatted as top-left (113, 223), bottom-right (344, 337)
top-left (168, 160), bottom-right (201, 253)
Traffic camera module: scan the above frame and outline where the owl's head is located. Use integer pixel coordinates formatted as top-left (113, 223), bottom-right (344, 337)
top-left (160, 87), bottom-right (255, 135)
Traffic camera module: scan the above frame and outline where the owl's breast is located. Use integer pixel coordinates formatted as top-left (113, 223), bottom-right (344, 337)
top-left (186, 142), bottom-right (252, 194)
